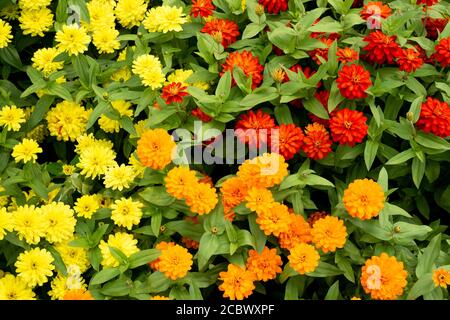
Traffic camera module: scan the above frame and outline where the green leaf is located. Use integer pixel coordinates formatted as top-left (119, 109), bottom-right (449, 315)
top-left (393, 222), bottom-right (432, 243)
top-left (324, 280), bottom-right (340, 300)
top-left (306, 262), bottom-right (343, 277)
top-left (248, 214), bottom-right (266, 253)
top-left (385, 149), bottom-right (415, 165)
top-left (412, 156), bottom-right (426, 188)
top-left (87, 101), bottom-right (110, 130)
top-left (364, 140), bottom-right (379, 171)
top-left (197, 233), bottom-right (220, 270)
top-left (377, 167), bottom-right (388, 192)
top-left (416, 234), bottom-right (441, 278)
top-left (349, 218), bottom-right (392, 241)
top-left (406, 275), bottom-right (435, 300)
top-left (274, 105), bottom-right (293, 124)
top-left (304, 174), bottom-right (334, 188)
top-left (71, 55), bottom-right (90, 88)
top-left (240, 87), bottom-right (279, 107)
top-left (215, 71), bottom-right (231, 101)
top-left (46, 246), bottom-right (67, 277)
top-left (128, 249), bottom-right (161, 269)
top-left (146, 271), bottom-right (171, 293)
top-left (90, 267), bottom-right (121, 285)
top-left (0, 47), bottom-right (23, 70)
top-left (408, 96), bottom-right (424, 123)
top-left (139, 186), bottom-right (175, 206)
top-left (303, 96), bottom-right (329, 120)
top-left (242, 22), bottom-right (266, 39)
top-left (100, 276), bottom-right (131, 297)
top-left (335, 253), bottom-right (354, 283)
top-left (414, 131), bottom-right (450, 151)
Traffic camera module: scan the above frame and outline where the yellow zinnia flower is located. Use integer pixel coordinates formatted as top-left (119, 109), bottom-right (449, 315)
top-left (99, 232), bottom-right (139, 267)
top-left (0, 18), bottom-right (13, 48)
top-left (55, 24), bottom-right (91, 56)
top-left (110, 197), bottom-right (143, 229)
top-left (15, 248), bottom-right (55, 287)
top-left (12, 138), bottom-right (42, 164)
top-left (0, 105), bottom-right (26, 131)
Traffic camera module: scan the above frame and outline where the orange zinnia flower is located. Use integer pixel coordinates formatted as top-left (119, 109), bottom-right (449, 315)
top-left (221, 177), bottom-right (250, 221)
top-left (396, 48), bottom-right (423, 73)
top-left (201, 18), bottom-right (240, 48)
top-left (258, 0), bottom-right (288, 14)
top-left (185, 182), bottom-right (218, 215)
top-left (161, 82), bottom-right (189, 104)
top-left (301, 123), bottom-right (333, 160)
top-left (151, 295), bottom-right (170, 300)
top-left (165, 166), bottom-right (199, 199)
top-left (221, 50), bottom-right (264, 89)
top-left (363, 31), bottom-right (402, 65)
top-left (432, 268), bottom-right (450, 288)
top-left (278, 213), bottom-right (312, 250)
top-left (63, 289), bottom-right (94, 300)
top-left (235, 109), bottom-right (276, 148)
top-left (361, 253), bottom-right (408, 300)
top-left (157, 244), bottom-right (193, 280)
top-left (288, 243), bottom-right (320, 275)
top-left (191, 0), bottom-right (215, 18)
top-left (336, 64), bottom-right (372, 99)
top-left (360, 2), bottom-right (391, 20)
top-left (311, 216), bottom-right (347, 253)
top-left (329, 108), bottom-right (368, 146)
top-left (416, 97), bottom-right (450, 138)
top-left (337, 47), bottom-right (359, 64)
top-left (246, 247), bottom-right (282, 281)
top-left (149, 241), bottom-right (175, 270)
top-left (256, 202), bottom-right (291, 236)
top-left (137, 128), bottom-right (176, 170)
top-left (432, 37), bottom-right (450, 68)
top-left (219, 264), bottom-right (255, 300)
top-left (245, 187), bottom-right (275, 214)
top-left (270, 123), bottom-right (304, 160)
top-left (343, 178), bottom-right (385, 219)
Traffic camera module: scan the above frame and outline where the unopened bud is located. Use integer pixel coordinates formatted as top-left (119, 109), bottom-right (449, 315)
top-left (102, 92), bottom-right (109, 100)
top-left (211, 226), bottom-right (219, 234)
top-left (160, 225), bottom-right (166, 232)
top-left (394, 226), bottom-right (401, 233)
top-left (211, 31), bottom-right (223, 44)
top-left (255, 4), bottom-right (265, 16)
top-left (271, 68), bottom-right (286, 83)
top-left (406, 111), bottom-right (414, 122)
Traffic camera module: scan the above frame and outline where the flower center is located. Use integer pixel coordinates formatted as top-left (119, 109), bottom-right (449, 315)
top-left (344, 121), bottom-right (352, 129)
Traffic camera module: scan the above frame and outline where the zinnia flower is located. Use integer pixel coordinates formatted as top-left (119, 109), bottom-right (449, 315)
top-left (432, 37), bottom-right (450, 68)
top-left (301, 123), bottom-right (332, 160)
top-left (270, 124), bottom-right (304, 160)
top-left (432, 268), bottom-right (450, 288)
top-left (329, 108), bottom-right (368, 146)
top-left (77, 144), bottom-right (117, 179)
top-left (235, 109), bottom-right (276, 149)
top-left (288, 243), bottom-right (320, 275)
top-left (337, 47), bottom-right (359, 64)
top-left (278, 213), bottom-right (312, 249)
top-left (15, 248), bottom-right (55, 287)
top-left (246, 247), bottom-right (282, 281)
top-left (0, 18), bottom-right (13, 48)
top-left (396, 48), bottom-right (424, 73)
top-left (191, 0), bottom-right (215, 18)
top-left (245, 187), bottom-right (275, 214)
top-left (12, 205), bottom-right (46, 244)
top-left (256, 202), bottom-right (291, 236)
top-left (0, 208), bottom-right (12, 240)
top-left (221, 50), bottom-right (264, 90)
top-left (258, 0), bottom-right (288, 14)
top-left (99, 232), bottom-right (139, 267)
top-left (361, 253), bottom-right (407, 300)
top-left (219, 264), bottom-right (255, 300)
top-left (185, 182), bottom-right (218, 214)
top-left (307, 211), bottom-right (329, 227)
top-left (237, 153), bottom-right (288, 188)
top-left (143, 5), bottom-right (187, 33)
top-left (161, 82), bottom-right (189, 104)
top-left (41, 202), bottom-right (77, 244)
top-left (55, 240), bottom-right (90, 273)
top-left (221, 177), bottom-right (250, 220)
top-left (0, 105), bottom-right (26, 131)
top-left (74, 195), bottom-right (100, 219)
top-left (336, 64), bottom-right (372, 99)
top-left (132, 54), bottom-right (165, 89)
top-left (55, 24), bottom-right (91, 56)
top-left (343, 178), bottom-right (385, 219)
top-left (165, 166), bottom-right (199, 199)
top-left (137, 128), bottom-right (176, 170)
top-left (12, 138), bottom-right (42, 164)
top-left (416, 97), bottom-right (450, 138)
top-left (103, 164), bottom-right (136, 191)
top-left (110, 197), bottom-right (143, 230)
top-left (201, 18), bottom-right (240, 48)
top-left (19, 8), bottom-right (53, 37)
top-left (32, 47), bottom-right (64, 76)
top-left (362, 31), bottom-right (402, 65)
top-left (46, 101), bottom-right (90, 141)
top-left (310, 37), bottom-right (334, 65)
top-left (92, 28), bottom-right (120, 54)
top-left (149, 241), bottom-right (175, 270)
top-left (115, 0), bottom-right (147, 28)
top-left (157, 244), bottom-right (193, 280)
top-left (360, 2), bottom-right (391, 20)
top-left (63, 289), bottom-right (94, 300)
top-left (0, 274), bottom-right (35, 300)
top-left (311, 216), bottom-right (347, 253)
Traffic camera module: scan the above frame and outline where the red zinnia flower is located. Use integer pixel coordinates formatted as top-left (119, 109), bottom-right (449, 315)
top-left (308, 90), bottom-right (334, 126)
top-left (310, 38), bottom-right (334, 65)
top-left (258, 0), bottom-right (288, 14)
top-left (191, 107), bottom-right (212, 122)
top-left (360, 2), bottom-right (392, 20)
top-left (432, 37), bottom-right (450, 68)
top-left (201, 18), bottom-right (240, 48)
top-left (235, 109), bottom-right (276, 148)
top-left (221, 50), bottom-right (264, 90)
top-left (337, 47), bottom-right (359, 64)
top-left (301, 123), bottom-right (333, 160)
top-left (336, 64), bottom-right (372, 99)
top-left (424, 18), bottom-right (448, 40)
top-left (363, 31), bottom-right (402, 65)
top-left (329, 109), bottom-right (368, 146)
top-left (416, 97), bottom-right (450, 138)
top-left (416, 0), bottom-right (440, 5)
top-left (270, 124), bottom-right (304, 160)
top-left (191, 0), bottom-right (215, 18)
top-left (396, 48), bottom-right (424, 73)
top-left (161, 82), bottom-right (189, 104)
